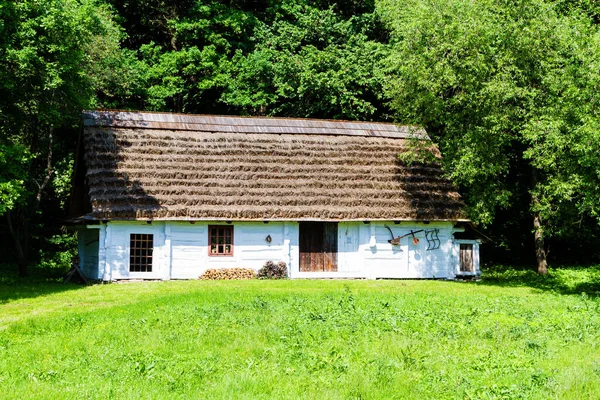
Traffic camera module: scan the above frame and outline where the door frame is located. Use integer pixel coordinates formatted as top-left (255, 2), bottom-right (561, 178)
top-left (299, 221), bottom-right (338, 272)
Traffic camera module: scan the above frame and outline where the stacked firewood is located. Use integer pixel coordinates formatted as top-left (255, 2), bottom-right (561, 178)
top-left (199, 268), bottom-right (256, 280)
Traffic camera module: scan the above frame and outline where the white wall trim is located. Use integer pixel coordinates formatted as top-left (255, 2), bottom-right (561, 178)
top-left (99, 224), bottom-right (109, 281)
top-left (85, 220), bottom-right (478, 281)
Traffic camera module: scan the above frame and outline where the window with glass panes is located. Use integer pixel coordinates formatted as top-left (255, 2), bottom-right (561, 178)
top-left (208, 225), bottom-right (233, 256)
top-left (129, 233), bottom-right (154, 272)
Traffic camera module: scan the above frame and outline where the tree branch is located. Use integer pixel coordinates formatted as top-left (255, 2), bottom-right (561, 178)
top-left (35, 127), bottom-right (53, 207)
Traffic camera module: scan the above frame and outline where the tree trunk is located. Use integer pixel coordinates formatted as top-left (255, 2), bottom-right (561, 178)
top-left (6, 211), bottom-right (28, 277)
top-left (530, 167), bottom-right (548, 275)
top-left (533, 210), bottom-right (548, 275)
top-left (530, 171), bottom-right (548, 274)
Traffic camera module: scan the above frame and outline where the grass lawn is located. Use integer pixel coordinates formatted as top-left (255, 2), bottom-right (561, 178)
top-left (0, 267), bottom-right (599, 399)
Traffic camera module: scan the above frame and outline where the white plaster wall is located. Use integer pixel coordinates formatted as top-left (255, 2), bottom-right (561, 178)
top-left (197, 221), bottom-right (295, 274)
top-left (290, 221), bottom-right (455, 279)
top-left (97, 221), bottom-right (297, 280)
top-left (361, 222), bottom-right (454, 279)
top-left (286, 222), bottom-right (300, 278)
top-left (362, 223), bottom-right (408, 279)
top-left (338, 222), bottom-right (361, 273)
top-left (292, 221), bottom-right (361, 278)
top-left (89, 220), bottom-right (465, 281)
top-left (170, 223), bottom-right (207, 279)
top-left (426, 229), bottom-right (451, 278)
top-left (104, 221), bottom-right (167, 280)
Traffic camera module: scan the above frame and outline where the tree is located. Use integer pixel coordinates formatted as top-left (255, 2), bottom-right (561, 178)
top-left (101, 0), bottom-right (262, 113)
top-left (378, 0), bottom-right (600, 273)
top-left (221, 1), bottom-right (391, 120)
top-left (0, 0), bottom-right (123, 275)
top-left (100, 0), bottom-right (391, 119)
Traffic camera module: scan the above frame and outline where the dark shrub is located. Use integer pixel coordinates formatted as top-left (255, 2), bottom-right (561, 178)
top-left (257, 261), bottom-right (287, 279)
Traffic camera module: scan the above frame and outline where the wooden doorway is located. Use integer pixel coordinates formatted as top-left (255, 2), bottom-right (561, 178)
top-left (459, 244), bottom-right (474, 273)
top-left (299, 222), bottom-right (338, 272)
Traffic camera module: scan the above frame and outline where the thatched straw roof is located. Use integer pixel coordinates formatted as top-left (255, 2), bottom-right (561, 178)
top-left (76, 111), bottom-right (466, 221)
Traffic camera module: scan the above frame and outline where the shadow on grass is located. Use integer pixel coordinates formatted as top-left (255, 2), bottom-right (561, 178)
top-left (477, 265), bottom-right (600, 297)
top-left (0, 263), bottom-right (87, 305)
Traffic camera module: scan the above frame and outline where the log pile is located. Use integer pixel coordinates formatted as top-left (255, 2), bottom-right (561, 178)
top-left (199, 268), bottom-right (256, 280)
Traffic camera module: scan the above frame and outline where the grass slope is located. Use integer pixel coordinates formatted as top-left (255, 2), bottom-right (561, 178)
top-left (0, 268), bottom-right (599, 399)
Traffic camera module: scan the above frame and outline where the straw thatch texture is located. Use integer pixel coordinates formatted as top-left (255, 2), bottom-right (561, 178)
top-left (80, 111), bottom-right (466, 221)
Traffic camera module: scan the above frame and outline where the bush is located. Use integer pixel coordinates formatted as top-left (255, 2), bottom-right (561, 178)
top-left (199, 268), bottom-right (256, 280)
top-left (257, 261), bottom-right (287, 279)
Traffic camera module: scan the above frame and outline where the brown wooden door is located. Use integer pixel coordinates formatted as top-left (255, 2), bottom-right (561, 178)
top-left (299, 222), bottom-right (338, 272)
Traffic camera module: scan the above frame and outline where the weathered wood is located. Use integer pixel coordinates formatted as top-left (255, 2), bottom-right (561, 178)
top-left (82, 110), bottom-right (427, 139)
top-left (300, 222), bottom-right (320, 271)
top-left (64, 257), bottom-right (88, 284)
top-left (459, 244), bottom-right (474, 272)
top-left (324, 222), bottom-right (338, 272)
top-left (299, 222), bottom-right (338, 272)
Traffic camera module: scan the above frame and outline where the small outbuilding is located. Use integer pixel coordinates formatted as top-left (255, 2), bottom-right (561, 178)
top-left (69, 111), bottom-right (480, 280)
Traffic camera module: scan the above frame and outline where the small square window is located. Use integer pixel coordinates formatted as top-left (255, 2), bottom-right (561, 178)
top-left (130, 233), bottom-right (153, 272)
top-left (209, 225), bottom-right (233, 256)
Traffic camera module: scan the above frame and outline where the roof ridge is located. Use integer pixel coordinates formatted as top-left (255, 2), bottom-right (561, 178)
top-left (82, 110), bottom-right (429, 140)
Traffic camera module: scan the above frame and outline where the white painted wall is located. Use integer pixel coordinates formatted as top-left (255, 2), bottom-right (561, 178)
top-left (170, 223), bottom-right (207, 279)
top-left (284, 221), bottom-right (459, 280)
top-left (103, 221), bottom-right (166, 280)
top-left (78, 220), bottom-right (477, 281)
top-left (360, 222), bottom-right (453, 279)
top-left (79, 221), bottom-right (298, 281)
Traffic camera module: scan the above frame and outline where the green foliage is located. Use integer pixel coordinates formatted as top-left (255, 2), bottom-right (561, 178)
top-left (0, 0), bottom-right (116, 133)
top-left (483, 264), bottom-right (600, 295)
top-left (98, 0), bottom-right (391, 119)
top-left (0, 0), bottom-right (125, 272)
top-left (0, 143), bottom-right (29, 215)
top-left (136, 42), bottom-right (228, 112)
top-left (0, 277), bottom-right (598, 398)
top-left (100, 0), bottom-right (262, 112)
top-left (221, 2), bottom-right (390, 119)
top-left (4, 0), bottom-right (599, 268)
top-left (378, 0), bottom-right (600, 247)
top-left (50, 157), bottom-right (73, 210)
top-left (0, 0), bottom-right (391, 270)
top-left (0, 0), bottom-right (123, 210)
top-left (36, 233), bottom-right (77, 272)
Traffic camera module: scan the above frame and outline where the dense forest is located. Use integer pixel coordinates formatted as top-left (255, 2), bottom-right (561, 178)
top-left (1, 0), bottom-right (599, 276)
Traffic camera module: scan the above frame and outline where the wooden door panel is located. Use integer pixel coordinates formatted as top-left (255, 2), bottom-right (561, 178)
top-left (460, 244), bottom-right (474, 272)
top-left (324, 222), bottom-right (338, 272)
top-left (299, 222), bottom-right (338, 272)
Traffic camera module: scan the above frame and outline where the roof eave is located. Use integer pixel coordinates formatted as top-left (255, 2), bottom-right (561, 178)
top-left (80, 217), bottom-right (471, 223)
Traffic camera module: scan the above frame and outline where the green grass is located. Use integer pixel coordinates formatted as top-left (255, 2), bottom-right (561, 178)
top-left (0, 267), bottom-right (599, 399)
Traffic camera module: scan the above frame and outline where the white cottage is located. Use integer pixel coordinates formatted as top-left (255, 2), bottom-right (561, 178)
top-left (69, 111), bottom-right (480, 281)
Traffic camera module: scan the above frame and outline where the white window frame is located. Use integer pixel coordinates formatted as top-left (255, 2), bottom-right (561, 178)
top-left (454, 239), bottom-right (481, 276)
